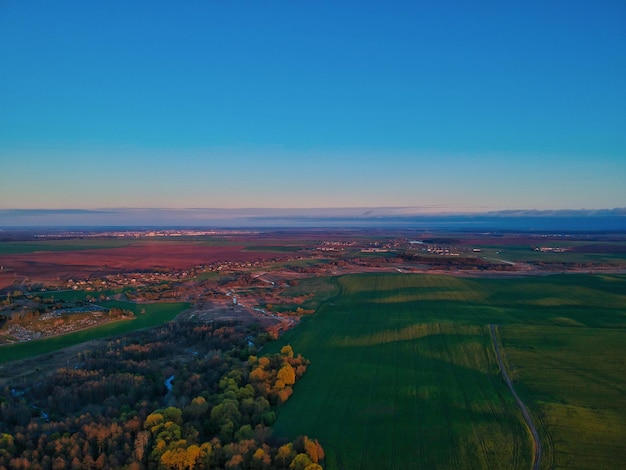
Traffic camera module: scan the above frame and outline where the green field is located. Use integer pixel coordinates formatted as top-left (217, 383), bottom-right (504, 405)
top-left (476, 245), bottom-right (626, 265)
top-left (0, 301), bottom-right (189, 364)
top-left (265, 273), bottom-right (626, 469)
top-left (281, 276), bottom-right (341, 310)
top-left (501, 325), bottom-right (626, 469)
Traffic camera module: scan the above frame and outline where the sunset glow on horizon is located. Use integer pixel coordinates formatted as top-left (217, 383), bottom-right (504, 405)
top-left (1, 1), bottom-right (625, 216)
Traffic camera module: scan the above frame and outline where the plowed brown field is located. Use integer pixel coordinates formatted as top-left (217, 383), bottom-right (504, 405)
top-left (0, 242), bottom-right (284, 287)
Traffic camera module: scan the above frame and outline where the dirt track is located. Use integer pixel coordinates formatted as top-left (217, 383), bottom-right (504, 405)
top-left (489, 324), bottom-right (542, 470)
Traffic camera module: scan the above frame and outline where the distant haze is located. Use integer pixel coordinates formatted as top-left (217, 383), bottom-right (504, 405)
top-left (1, 208), bottom-right (625, 231)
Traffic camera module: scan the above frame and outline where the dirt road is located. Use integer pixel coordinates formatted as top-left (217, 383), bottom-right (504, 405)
top-left (489, 324), bottom-right (542, 470)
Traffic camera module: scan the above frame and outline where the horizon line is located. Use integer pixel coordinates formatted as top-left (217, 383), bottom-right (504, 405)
top-left (1, 207), bottom-right (626, 230)
top-left (2, 207), bottom-right (625, 215)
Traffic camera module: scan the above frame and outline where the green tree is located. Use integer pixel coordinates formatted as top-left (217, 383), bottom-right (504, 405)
top-left (252, 446), bottom-right (271, 469)
top-left (289, 453), bottom-right (313, 470)
top-left (275, 443), bottom-right (295, 467)
top-left (280, 345), bottom-right (294, 358)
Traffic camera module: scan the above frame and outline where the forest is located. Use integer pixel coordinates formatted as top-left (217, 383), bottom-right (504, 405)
top-left (0, 321), bottom-right (323, 469)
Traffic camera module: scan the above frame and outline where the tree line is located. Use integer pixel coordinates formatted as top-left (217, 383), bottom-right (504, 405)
top-left (0, 321), bottom-right (323, 469)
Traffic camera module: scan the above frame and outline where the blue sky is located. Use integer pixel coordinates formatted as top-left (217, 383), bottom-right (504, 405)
top-left (1, 1), bottom-right (625, 212)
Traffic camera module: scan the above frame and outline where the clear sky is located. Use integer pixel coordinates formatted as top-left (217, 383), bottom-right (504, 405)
top-left (1, 1), bottom-right (625, 213)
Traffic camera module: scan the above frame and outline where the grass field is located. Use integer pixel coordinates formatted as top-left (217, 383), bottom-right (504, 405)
top-left (501, 325), bottom-right (626, 470)
top-left (265, 273), bottom-right (626, 469)
top-left (281, 276), bottom-right (341, 310)
top-left (0, 301), bottom-right (189, 364)
top-left (476, 245), bottom-right (626, 265)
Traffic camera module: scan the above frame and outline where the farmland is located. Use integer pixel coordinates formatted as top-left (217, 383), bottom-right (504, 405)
top-left (0, 239), bottom-right (295, 289)
top-left (1, 230), bottom-right (626, 468)
top-left (501, 325), bottom-right (626, 469)
top-left (266, 273), bottom-right (626, 469)
top-left (0, 238), bottom-right (136, 255)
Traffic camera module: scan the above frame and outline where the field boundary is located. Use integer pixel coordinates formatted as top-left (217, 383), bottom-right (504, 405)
top-left (489, 324), bottom-right (542, 470)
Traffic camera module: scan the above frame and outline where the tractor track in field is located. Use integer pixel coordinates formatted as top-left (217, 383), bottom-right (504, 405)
top-left (431, 326), bottom-right (462, 469)
top-left (440, 325), bottom-right (491, 466)
top-left (489, 324), bottom-right (542, 470)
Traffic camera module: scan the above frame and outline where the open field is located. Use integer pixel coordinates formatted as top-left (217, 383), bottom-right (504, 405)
top-left (477, 246), bottom-right (626, 265)
top-left (0, 238), bottom-right (135, 255)
top-left (0, 240), bottom-right (289, 288)
top-left (265, 273), bottom-right (626, 469)
top-left (0, 300), bottom-right (189, 364)
top-left (501, 325), bottom-right (626, 470)
top-left (280, 276), bottom-right (342, 310)
top-left (456, 236), bottom-right (626, 267)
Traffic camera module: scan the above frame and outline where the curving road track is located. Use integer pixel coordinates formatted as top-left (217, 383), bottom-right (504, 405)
top-left (489, 324), bottom-right (542, 470)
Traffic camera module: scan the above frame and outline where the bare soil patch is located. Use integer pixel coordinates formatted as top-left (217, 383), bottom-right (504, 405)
top-left (182, 299), bottom-right (282, 331)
